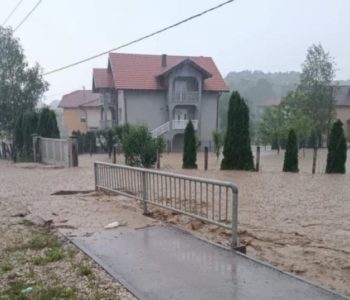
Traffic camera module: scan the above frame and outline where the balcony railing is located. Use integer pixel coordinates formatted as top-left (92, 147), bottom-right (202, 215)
top-left (172, 120), bottom-right (198, 130)
top-left (173, 91), bottom-right (199, 103)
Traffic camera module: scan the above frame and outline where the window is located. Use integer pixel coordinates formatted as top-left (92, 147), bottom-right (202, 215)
top-left (80, 115), bottom-right (86, 123)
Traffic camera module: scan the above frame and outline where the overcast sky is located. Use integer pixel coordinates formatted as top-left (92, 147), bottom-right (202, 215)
top-left (1, 0), bottom-right (349, 103)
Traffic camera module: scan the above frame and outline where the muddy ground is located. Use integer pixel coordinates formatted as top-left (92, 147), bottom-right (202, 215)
top-left (0, 149), bottom-right (349, 297)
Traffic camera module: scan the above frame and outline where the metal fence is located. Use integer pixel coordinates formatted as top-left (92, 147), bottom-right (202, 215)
top-left (40, 137), bottom-right (70, 167)
top-left (94, 162), bottom-right (238, 247)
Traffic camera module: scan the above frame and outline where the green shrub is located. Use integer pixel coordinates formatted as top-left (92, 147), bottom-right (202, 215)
top-left (326, 120), bottom-right (347, 174)
top-left (182, 120), bottom-right (197, 169)
top-left (283, 129), bottom-right (299, 172)
top-left (221, 91), bottom-right (254, 170)
top-left (122, 125), bottom-right (157, 168)
top-left (37, 107), bottom-right (60, 138)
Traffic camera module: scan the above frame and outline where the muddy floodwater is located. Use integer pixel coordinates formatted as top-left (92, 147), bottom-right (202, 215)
top-left (0, 149), bottom-right (349, 296)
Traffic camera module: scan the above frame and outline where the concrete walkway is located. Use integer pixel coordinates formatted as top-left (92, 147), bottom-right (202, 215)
top-left (70, 225), bottom-right (347, 300)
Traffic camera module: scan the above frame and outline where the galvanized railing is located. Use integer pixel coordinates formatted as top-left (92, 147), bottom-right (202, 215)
top-left (94, 162), bottom-right (238, 247)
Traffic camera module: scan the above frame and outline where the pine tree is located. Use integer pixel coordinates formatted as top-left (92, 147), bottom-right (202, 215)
top-left (14, 111), bottom-right (38, 161)
top-left (326, 120), bottom-right (347, 174)
top-left (283, 129), bottom-right (299, 172)
top-left (221, 91), bottom-right (254, 170)
top-left (37, 107), bottom-right (60, 138)
top-left (182, 120), bottom-right (197, 169)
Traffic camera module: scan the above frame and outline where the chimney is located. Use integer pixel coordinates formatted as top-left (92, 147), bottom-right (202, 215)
top-left (161, 54), bottom-right (167, 67)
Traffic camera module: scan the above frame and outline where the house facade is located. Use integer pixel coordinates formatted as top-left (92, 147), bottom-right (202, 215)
top-left (334, 85), bottom-right (350, 140)
top-left (59, 90), bottom-right (110, 136)
top-left (92, 53), bottom-right (229, 151)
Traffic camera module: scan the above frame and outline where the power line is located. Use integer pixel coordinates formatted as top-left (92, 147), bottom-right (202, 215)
top-left (2, 0), bottom-right (24, 26)
top-left (14, 0), bottom-right (42, 32)
top-left (44, 0), bottom-right (234, 76)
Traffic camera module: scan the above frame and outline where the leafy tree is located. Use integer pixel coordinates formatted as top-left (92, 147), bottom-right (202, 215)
top-left (212, 128), bottom-right (223, 160)
top-left (258, 105), bottom-right (286, 151)
top-left (0, 27), bottom-right (48, 138)
top-left (283, 129), bottom-right (299, 172)
top-left (326, 120), bottom-right (347, 174)
top-left (280, 91), bottom-right (313, 147)
top-left (298, 44), bottom-right (336, 143)
top-left (37, 107), bottom-right (60, 138)
top-left (182, 120), bottom-right (197, 169)
top-left (221, 91), bottom-right (254, 170)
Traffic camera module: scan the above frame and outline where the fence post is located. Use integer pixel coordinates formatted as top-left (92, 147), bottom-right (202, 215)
top-left (255, 146), bottom-right (260, 172)
top-left (156, 149), bottom-right (160, 169)
top-left (69, 136), bottom-right (79, 167)
top-left (112, 146), bottom-right (116, 164)
top-left (142, 171), bottom-right (148, 215)
top-left (231, 190), bottom-right (238, 249)
top-left (32, 134), bottom-right (41, 162)
top-left (312, 147), bottom-right (317, 174)
top-left (2, 142), bottom-right (7, 160)
top-left (94, 162), bottom-right (98, 191)
top-left (204, 146), bottom-right (208, 171)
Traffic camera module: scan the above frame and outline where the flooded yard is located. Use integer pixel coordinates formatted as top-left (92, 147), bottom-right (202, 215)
top-left (0, 149), bottom-right (349, 296)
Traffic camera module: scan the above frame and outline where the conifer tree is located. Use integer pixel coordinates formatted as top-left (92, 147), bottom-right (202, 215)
top-left (221, 91), bottom-right (254, 170)
top-left (37, 107), bottom-right (60, 138)
top-left (182, 120), bottom-right (197, 169)
top-left (14, 111), bottom-right (38, 161)
top-left (326, 120), bottom-right (347, 174)
top-left (283, 129), bottom-right (299, 172)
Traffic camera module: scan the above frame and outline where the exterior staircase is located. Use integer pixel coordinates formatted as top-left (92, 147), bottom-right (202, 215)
top-left (151, 121), bottom-right (170, 137)
top-left (151, 120), bottom-right (198, 137)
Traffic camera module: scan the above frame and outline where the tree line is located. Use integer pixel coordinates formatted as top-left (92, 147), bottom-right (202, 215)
top-left (13, 107), bottom-right (60, 161)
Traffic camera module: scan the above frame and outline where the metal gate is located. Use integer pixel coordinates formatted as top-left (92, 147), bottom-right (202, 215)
top-left (94, 162), bottom-right (238, 247)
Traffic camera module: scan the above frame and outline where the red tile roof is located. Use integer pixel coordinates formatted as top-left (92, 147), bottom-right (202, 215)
top-left (259, 97), bottom-right (281, 107)
top-left (93, 53), bottom-right (229, 92)
top-left (59, 90), bottom-right (100, 108)
top-left (93, 68), bottom-right (114, 89)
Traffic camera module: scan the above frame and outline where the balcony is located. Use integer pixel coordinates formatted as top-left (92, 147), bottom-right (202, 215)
top-left (173, 91), bottom-right (199, 103)
top-left (172, 120), bottom-right (198, 130)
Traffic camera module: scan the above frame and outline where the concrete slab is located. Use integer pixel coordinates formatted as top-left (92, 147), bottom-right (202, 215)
top-left (70, 226), bottom-right (347, 300)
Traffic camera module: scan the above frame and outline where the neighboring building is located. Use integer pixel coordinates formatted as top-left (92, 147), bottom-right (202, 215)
top-left (257, 97), bottom-right (281, 119)
top-left (257, 86), bottom-right (350, 140)
top-left (58, 90), bottom-right (106, 136)
top-left (334, 85), bottom-right (350, 140)
top-left (92, 52), bottom-right (229, 151)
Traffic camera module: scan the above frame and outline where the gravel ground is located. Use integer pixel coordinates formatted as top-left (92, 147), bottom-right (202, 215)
top-left (0, 149), bottom-right (349, 297)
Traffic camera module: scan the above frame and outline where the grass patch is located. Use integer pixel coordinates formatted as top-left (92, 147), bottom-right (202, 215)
top-left (27, 232), bottom-right (60, 250)
top-left (77, 265), bottom-right (93, 277)
top-left (34, 247), bottom-right (65, 266)
top-left (0, 261), bottom-right (13, 273)
top-left (2, 281), bottom-right (76, 300)
top-left (5, 229), bottom-right (61, 253)
top-left (2, 280), bottom-right (27, 299)
top-left (18, 219), bottom-right (34, 227)
top-left (66, 246), bottom-right (78, 259)
top-left (32, 287), bottom-right (76, 299)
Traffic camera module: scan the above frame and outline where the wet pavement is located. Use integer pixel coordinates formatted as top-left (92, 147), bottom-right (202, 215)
top-left (70, 226), bottom-right (347, 300)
